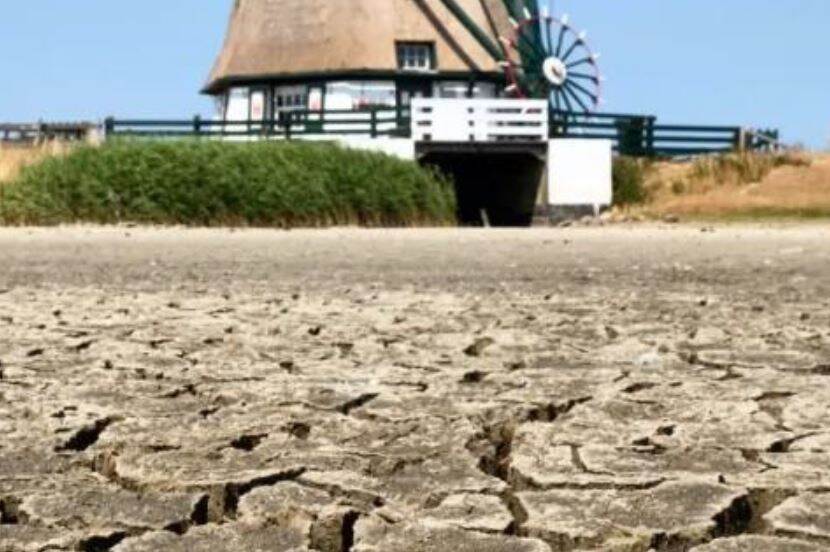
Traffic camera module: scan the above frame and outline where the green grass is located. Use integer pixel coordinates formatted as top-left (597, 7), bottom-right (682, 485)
top-left (0, 140), bottom-right (457, 227)
top-left (612, 157), bottom-right (649, 205)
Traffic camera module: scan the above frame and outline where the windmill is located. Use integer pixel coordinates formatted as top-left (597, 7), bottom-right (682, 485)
top-left (204, 0), bottom-right (601, 124)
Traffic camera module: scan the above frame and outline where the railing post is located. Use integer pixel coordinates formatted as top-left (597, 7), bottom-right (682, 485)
top-left (104, 117), bottom-right (115, 139)
top-left (646, 116), bottom-right (656, 157)
top-left (734, 128), bottom-right (745, 152)
top-left (193, 115), bottom-right (202, 138)
top-left (370, 107), bottom-right (378, 138)
top-left (284, 112), bottom-right (292, 140)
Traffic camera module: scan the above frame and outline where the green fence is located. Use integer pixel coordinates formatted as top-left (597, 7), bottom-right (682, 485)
top-left (104, 107), bottom-right (779, 158)
top-left (105, 107), bottom-right (411, 141)
top-left (550, 111), bottom-right (780, 157)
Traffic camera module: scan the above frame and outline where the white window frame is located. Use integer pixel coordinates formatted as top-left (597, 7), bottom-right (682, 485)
top-left (397, 43), bottom-right (435, 72)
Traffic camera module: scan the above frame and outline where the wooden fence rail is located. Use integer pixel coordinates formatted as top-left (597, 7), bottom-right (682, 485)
top-left (103, 107), bottom-right (779, 159)
top-left (0, 122), bottom-right (98, 144)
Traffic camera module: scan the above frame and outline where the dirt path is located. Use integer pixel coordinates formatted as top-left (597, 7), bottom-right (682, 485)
top-left (1, 226), bottom-right (829, 551)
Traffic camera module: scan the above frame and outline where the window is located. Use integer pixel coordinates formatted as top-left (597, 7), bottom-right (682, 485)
top-left (397, 43), bottom-right (435, 72)
top-left (273, 85), bottom-right (308, 115)
top-left (435, 81), bottom-right (469, 99)
top-left (326, 81), bottom-right (396, 110)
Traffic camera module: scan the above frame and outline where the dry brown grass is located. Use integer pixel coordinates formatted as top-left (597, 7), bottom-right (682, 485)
top-left (0, 142), bottom-right (73, 183)
top-left (640, 151), bottom-right (830, 219)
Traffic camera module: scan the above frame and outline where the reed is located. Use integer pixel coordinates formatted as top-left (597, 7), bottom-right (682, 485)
top-left (0, 140), bottom-right (457, 227)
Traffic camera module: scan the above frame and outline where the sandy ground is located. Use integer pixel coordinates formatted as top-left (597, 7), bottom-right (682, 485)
top-left (1, 225), bottom-right (830, 552)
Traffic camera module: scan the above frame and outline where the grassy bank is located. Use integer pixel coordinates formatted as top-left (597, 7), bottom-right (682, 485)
top-left (611, 151), bottom-right (830, 220)
top-left (0, 140), bottom-right (456, 227)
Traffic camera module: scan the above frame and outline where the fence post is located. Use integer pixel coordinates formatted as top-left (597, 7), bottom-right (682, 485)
top-left (646, 116), bottom-right (656, 157)
top-left (193, 115), bottom-right (202, 138)
top-left (104, 117), bottom-right (115, 139)
top-left (370, 108), bottom-right (378, 138)
top-left (734, 128), bottom-right (745, 152)
top-left (284, 112), bottom-right (292, 140)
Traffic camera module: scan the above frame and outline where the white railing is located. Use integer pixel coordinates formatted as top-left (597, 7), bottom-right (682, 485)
top-left (411, 98), bottom-right (548, 143)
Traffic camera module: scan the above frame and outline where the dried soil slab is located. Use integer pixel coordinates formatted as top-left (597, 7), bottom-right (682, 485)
top-left (511, 426), bottom-right (759, 490)
top-left (112, 522), bottom-right (309, 552)
top-left (0, 525), bottom-right (78, 552)
top-left (300, 453), bottom-right (506, 511)
top-left (16, 477), bottom-right (204, 535)
top-left (694, 350), bottom-right (822, 372)
top-left (111, 446), bottom-right (318, 491)
top-left (548, 398), bottom-right (787, 451)
top-left (765, 492), bottom-right (830, 541)
top-left (420, 494), bottom-right (513, 533)
top-left (353, 516), bottom-right (551, 552)
top-left (0, 448), bottom-right (77, 480)
top-left (737, 453), bottom-right (830, 491)
top-left (517, 481), bottom-right (747, 551)
top-left (237, 481), bottom-right (333, 524)
top-left (690, 535), bottom-right (822, 551)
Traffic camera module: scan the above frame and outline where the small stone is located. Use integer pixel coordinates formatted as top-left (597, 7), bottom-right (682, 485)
top-left (505, 360), bottom-right (527, 371)
top-left (286, 421), bottom-right (311, 440)
top-left (461, 370), bottom-right (487, 384)
top-left (605, 325), bottom-right (620, 339)
top-left (464, 337), bottom-right (494, 357)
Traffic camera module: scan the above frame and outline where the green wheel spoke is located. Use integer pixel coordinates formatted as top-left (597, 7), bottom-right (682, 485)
top-left (566, 78), bottom-right (597, 102)
top-left (568, 71), bottom-right (598, 82)
top-left (563, 81), bottom-right (590, 113)
top-left (559, 85), bottom-right (575, 114)
top-left (566, 57), bottom-right (592, 69)
top-left (552, 89), bottom-right (562, 112)
top-left (560, 38), bottom-right (582, 62)
top-left (554, 24), bottom-right (567, 57)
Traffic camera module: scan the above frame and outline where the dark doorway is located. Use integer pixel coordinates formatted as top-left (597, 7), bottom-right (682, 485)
top-left (418, 146), bottom-right (546, 227)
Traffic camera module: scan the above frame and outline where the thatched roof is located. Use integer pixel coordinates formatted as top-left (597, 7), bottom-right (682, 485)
top-left (204, 0), bottom-right (513, 93)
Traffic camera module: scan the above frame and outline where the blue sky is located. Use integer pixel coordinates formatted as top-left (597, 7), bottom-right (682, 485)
top-left (1, 0), bottom-right (828, 148)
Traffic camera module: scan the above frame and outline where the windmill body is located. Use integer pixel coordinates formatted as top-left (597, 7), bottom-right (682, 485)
top-left (204, 0), bottom-right (517, 119)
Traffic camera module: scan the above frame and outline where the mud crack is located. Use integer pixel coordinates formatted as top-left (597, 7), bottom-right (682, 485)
top-left (56, 416), bottom-right (119, 452)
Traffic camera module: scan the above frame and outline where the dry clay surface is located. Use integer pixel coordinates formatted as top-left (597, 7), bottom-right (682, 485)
top-left (1, 225), bottom-right (830, 552)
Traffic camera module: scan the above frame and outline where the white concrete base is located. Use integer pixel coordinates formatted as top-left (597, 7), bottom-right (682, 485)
top-left (332, 136), bottom-right (415, 160)
top-left (547, 139), bottom-right (613, 210)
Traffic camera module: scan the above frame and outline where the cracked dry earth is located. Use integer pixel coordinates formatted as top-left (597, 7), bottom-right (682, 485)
top-left (1, 226), bottom-right (830, 552)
